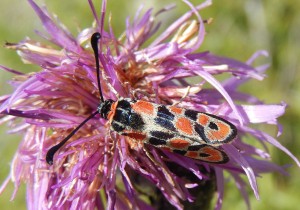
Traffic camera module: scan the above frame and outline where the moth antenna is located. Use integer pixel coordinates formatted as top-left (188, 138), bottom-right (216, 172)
top-left (91, 32), bottom-right (104, 102)
top-left (46, 32), bottom-right (103, 165)
top-left (46, 111), bottom-right (99, 165)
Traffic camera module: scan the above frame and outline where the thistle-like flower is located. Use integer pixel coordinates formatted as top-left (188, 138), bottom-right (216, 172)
top-left (0, 0), bottom-right (299, 210)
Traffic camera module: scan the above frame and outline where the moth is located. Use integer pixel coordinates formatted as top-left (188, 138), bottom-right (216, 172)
top-left (46, 33), bottom-right (237, 165)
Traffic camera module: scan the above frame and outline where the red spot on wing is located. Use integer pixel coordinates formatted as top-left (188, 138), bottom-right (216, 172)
top-left (185, 151), bottom-right (198, 159)
top-left (199, 146), bottom-right (225, 163)
top-left (197, 114), bottom-right (209, 126)
top-left (131, 100), bottom-right (154, 115)
top-left (170, 106), bottom-right (183, 114)
top-left (207, 122), bottom-right (231, 142)
top-left (160, 146), bottom-right (172, 152)
top-left (169, 138), bottom-right (190, 149)
top-left (176, 117), bottom-right (193, 135)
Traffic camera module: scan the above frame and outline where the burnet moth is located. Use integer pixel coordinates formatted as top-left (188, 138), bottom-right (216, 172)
top-left (46, 32), bottom-right (237, 165)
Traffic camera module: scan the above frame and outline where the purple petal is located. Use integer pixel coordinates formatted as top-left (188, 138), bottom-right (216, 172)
top-left (150, 0), bottom-right (211, 47)
top-left (1, 109), bottom-right (55, 120)
top-left (0, 64), bottom-right (24, 75)
top-left (223, 144), bottom-right (259, 199)
top-left (244, 127), bottom-right (300, 167)
top-left (230, 173), bottom-right (251, 210)
top-left (193, 69), bottom-right (244, 124)
top-left (27, 0), bottom-right (81, 53)
top-left (214, 168), bottom-right (224, 210)
top-left (241, 103), bottom-right (286, 124)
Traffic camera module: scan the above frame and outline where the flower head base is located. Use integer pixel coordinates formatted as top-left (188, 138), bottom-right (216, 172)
top-left (0, 0), bottom-right (299, 210)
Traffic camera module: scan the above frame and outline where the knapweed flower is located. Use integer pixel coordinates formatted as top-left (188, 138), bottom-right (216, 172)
top-left (0, 0), bottom-right (299, 209)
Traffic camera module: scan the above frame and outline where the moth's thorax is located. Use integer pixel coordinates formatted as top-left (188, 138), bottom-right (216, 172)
top-left (109, 98), bottom-right (145, 133)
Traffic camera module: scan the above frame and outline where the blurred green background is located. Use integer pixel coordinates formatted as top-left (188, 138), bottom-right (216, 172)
top-left (0, 0), bottom-right (299, 209)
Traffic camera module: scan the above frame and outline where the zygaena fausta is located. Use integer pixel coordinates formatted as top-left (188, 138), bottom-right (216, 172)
top-left (46, 32), bottom-right (237, 165)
